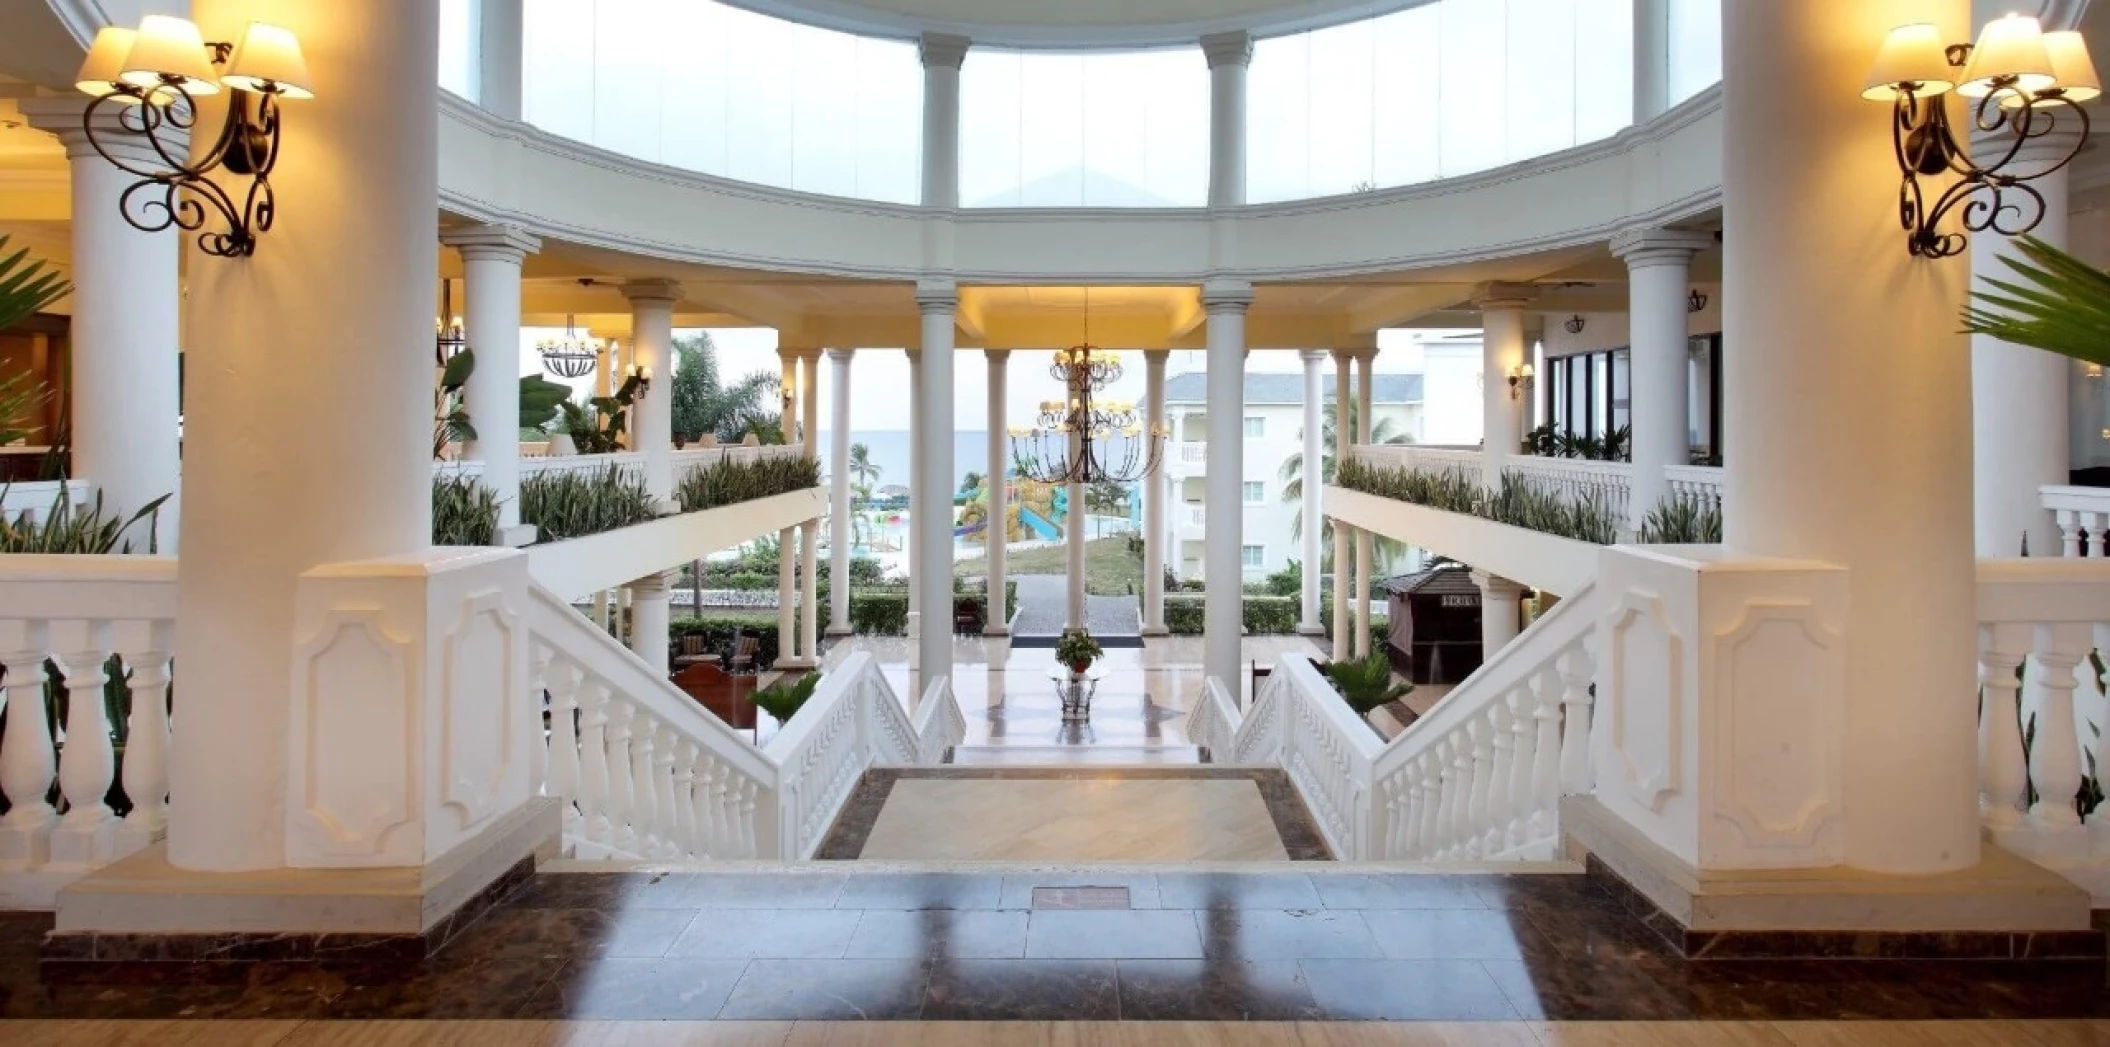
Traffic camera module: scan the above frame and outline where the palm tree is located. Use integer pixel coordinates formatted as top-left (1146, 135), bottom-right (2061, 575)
top-left (1961, 235), bottom-right (2110, 368)
top-left (848, 442), bottom-right (881, 488)
top-left (669, 332), bottom-right (781, 442)
top-left (0, 236), bottom-right (70, 445)
top-left (1279, 399), bottom-right (1413, 551)
top-left (961, 470), bottom-right (985, 496)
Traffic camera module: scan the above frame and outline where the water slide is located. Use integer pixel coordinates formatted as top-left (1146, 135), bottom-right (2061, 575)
top-left (954, 518), bottom-right (986, 538)
top-left (1017, 506), bottom-right (1061, 540)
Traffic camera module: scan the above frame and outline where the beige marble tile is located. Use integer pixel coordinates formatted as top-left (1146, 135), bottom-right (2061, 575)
top-left (1049, 1021), bottom-right (1302, 1046)
top-left (279, 1021), bottom-right (559, 1047)
top-left (552, 1021), bottom-right (796, 1046)
top-left (1536, 1022), bottom-right (1794, 1046)
top-left (1771, 1022), bottom-right (2066, 1047)
top-left (1291, 1023), bottom-right (1541, 1046)
top-left (2010, 1022), bottom-right (2110, 1047)
top-left (787, 1021), bottom-right (1051, 1046)
top-left (857, 777), bottom-right (1290, 861)
top-left (5, 1020), bottom-right (272, 1047)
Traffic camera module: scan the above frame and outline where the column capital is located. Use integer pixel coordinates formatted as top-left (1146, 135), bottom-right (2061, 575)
top-left (1299, 349), bottom-right (1330, 365)
top-left (1470, 570), bottom-right (1528, 599)
top-left (1471, 283), bottom-right (1539, 310)
top-left (441, 223), bottom-right (541, 264)
top-left (1609, 227), bottom-right (1714, 269)
top-left (628, 571), bottom-right (670, 594)
top-left (983, 347), bottom-right (1012, 363)
top-left (1143, 347), bottom-right (1170, 362)
top-left (1201, 278), bottom-right (1254, 313)
top-left (19, 97), bottom-right (186, 167)
top-left (919, 32), bottom-right (971, 71)
top-left (1201, 30), bottom-right (1255, 69)
top-left (619, 278), bottom-right (682, 306)
top-left (825, 346), bottom-right (855, 363)
top-left (916, 279), bottom-right (959, 313)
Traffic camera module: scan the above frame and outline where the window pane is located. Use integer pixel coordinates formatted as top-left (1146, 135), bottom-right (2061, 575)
top-left (961, 48), bottom-right (1208, 207)
top-left (1667, 0), bottom-right (1722, 105)
top-left (439, 0), bottom-right (477, 100)
top-left (1243, 417), bottom-right (1264, 438)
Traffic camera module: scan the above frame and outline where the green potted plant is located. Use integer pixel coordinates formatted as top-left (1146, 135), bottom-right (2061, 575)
top-left (1321, 653), bottom-right (1415, 723)
top-left (751, 671), bottom-right (821, 726)
top-left (1054, 628), bottom-right (1103, 677)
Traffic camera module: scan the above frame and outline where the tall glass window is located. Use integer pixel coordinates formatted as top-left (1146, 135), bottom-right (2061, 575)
top-left (522, 0), bottom-right (922, 204)
top-left (1667, 0), bottom-right (1723, 105)
top-left (1247, 0), bottom-right (1633, 202)
top-left (959, 48), bottom-right (1209, 207)
top-left (439, 0), bottom-right (477, 100)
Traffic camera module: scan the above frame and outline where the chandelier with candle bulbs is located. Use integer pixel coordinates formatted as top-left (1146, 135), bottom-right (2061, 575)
top-left (537, 314), bottom-right (604, 379)
top-left (1008, 325), bottom-right (1168, 485)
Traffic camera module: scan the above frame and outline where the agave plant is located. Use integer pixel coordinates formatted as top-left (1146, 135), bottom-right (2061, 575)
top-left (1961, 235), bottom-right (2110, 368)
top-left (432, 473), bottom-right (501, 546)
top-left (752, 671), bottom-right (821, 725)
top-left (0, 485), bottom-right (170, 554)
top-left (1322, 653), bottom-right (1415, 715)
top-left (1637, 494), bottom-right (1723, 544)
top-left (673, 453), bottom-right (821, 513)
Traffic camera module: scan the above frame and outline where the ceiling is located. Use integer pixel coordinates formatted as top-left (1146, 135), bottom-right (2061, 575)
top-left (718, 0), bottom-right (1428, 47)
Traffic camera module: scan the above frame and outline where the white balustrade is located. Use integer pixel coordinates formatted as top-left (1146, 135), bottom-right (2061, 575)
top-left (1181, 443), bottom-right (1207, 465)
top-left (1346, 445), bottom-right (1725, 525)
top-left (2042, 486), bottom-right (2110, 558)
top-left (1350, 444), bottom-right (1481, 478)
top-left (0, 480), bottom-right (98, 527)
top-left (1187, 506), bottom-right (1207, 528)
top-left (1663, 464), bottom-right (1725, 514)
top-left (0, 555), bottom-right (175, 909)
top-left (1188, 677), bottom-right (1242, 763)
top-left (1505, 458), bottom-right (1634, 524)
top-left (912, 676), bottom-right (968, 765)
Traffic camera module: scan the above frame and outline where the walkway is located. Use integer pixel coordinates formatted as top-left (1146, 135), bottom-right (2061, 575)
top-left (1008, 574), bottom-right (1142, 648)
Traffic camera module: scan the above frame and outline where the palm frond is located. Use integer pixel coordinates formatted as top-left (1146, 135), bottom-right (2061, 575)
top-left (1961, 235), bottom-right (2110, 368)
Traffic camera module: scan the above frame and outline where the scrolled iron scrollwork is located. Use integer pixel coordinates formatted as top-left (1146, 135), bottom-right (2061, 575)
top-left (1889, 62), bottom-right (2090, 259)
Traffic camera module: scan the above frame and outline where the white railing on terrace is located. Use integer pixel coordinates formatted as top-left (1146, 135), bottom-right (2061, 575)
top-left (0, 555), bottom-right (175, 908)
top-left (1347, 445), bottom-right (1726, 520)
top-left (1505, 458), bottom-right (1634, 524)
top-left (1663, 464), bottom-right (1725, 514)
top-left (1212, 582), bottom-right (1599, 862)
top-left (1352, 444), bottom-right (1481, 477)
top-left (437, 444), bottom-right (808, 488)
top-left (2042, 485), bottom-right (2110, 557)
top-left (1187, 506), bottom-right (1207, 527)
top-left (1181, 444), bottom-right (1207, 465)
top-left (1, 480), bottom-right (96, 526)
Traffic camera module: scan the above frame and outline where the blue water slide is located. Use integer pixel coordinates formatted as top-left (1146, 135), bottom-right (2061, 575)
top-left (1017, 506), bottom-right (1061, 540)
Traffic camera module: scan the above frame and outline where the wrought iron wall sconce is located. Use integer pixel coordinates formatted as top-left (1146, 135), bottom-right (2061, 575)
top-left (1507, 363), bottom-right (1535, 402)
top-left (1563, 315), bottom-right (1586, 335)
top-left (1865, 15), bottom-right (2098, 259)
top-left (435, 279), bottom-right (466, 366)
top-left (626, 364), bottom-right (652, 399)
top-left (1687, 288), bottom-right (1708, 313)
top-left (74, 16), bottom-right (313, 258)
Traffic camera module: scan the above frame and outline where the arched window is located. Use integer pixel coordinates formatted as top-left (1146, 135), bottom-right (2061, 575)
top-left (439, 0), bottom-right (477, 101)
top-left (959, 48), bottom-right (1209, 207)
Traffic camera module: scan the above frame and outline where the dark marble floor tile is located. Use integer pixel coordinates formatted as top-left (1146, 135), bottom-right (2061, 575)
top-left (314, 956), bottom-right (565, 1019)
top-left (1481, 955), bottom-right (1698, 1021)
top-left (1298, 957), bottom-right (1522, 1020)
top-left (1469, 872), bottom-right (1625, 913)
top-left (0, 914), bottom-right (52, 960)
top-left (1518, 899), bottom-right (1681, 964)
top-left (1153, 873), bottom-right (1322, 910)
top-left (843, 910), bottom-right (1029, 959)
top-left (505, 872), bottom-right (699, 911)
top-left (1362, 908), bottom-right (1561, 962)
top-left (514, 957), bottom-right (748, 1019)
top-left (1116, 959), bottom-right (1323, 1020)
top-left (664, 908), bottom-right (861, 959)
top-left (999, 873), bottom-right (1161, 910)
top-left (835, 873), bottom-right (1008, 911)
top-left (1024, 910), bottom-right (1204, 959)
top-left (441, 906), bottom-right (695, 963)
top-left (716, 958), bottom-right (930, 1020)
top-left (1194, 908), bottom-right (1383, 960)
top-left (1308, 873), bottom-right (1489, 910)
top-left (670, 872), bottom-right (850, 909)
top-left (922, 958), bottom-right (1119, 1020)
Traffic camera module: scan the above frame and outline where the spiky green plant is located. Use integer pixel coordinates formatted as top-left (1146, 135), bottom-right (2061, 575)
top-left (1961, 235), bottom-right (2110, 368)
top-left (0, 237), bottom-right (72, 445)
top-left (673, 453), bottom-right (821, 513)
top-left (433, 349), bottom-right (477, 459)
top-left (432, 473), bottom-right (501, 546)
top-left (752, 671), bottom-right (822, 725)
top-left (1637, 494), bottom-right (1723, 545)
top-left (0, 485), bottom-right (168, 554)
top-left (519, 464), bottom-right (658, 542)
top-left (1322, 653), bottom-right (1415, 715)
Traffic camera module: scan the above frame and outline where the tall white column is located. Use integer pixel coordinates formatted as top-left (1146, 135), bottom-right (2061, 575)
top-left (1613, 228), bottom-right (1712, 532)
top-left (775, 346), bottom-right (799, 665)
top-left (1972, 132), bottom-right (2076, 557)
top-left (1066, 426), bottom-right (1086, 631)
top-left (827, 348), bottom-right (855, 635)
top-left (985, 349), bottom-right (1011, 635)
top-left (1721, 0), bottom-right (1976, 874)
top-left (1475, 287), bottom-right (1535, 487)
top-left (1142, 349), bottom-right (1170, 635)
top-left (1632, 0), bottom-right (1671, 124)
top-left (622, 280), bottom-right (679, 508)
top-left (916, 283), bottom-right (958, 682)
top-left (905, 348), bottom-right (922, 617)
top-left (919, 34), bottom-right (968, 208)
top-left (1201, 31), bottom-right (1253, 208)
top-left (442, 224), bottom-right (540, 541)
top-left (19, 101), bottom-right (182, 553)
top-left (800, 350), bottom-right (821, 663)
top-left (1472, 570), bottom-right (1523, 657)
top-left (1330, 350), bottom-right (1353, 662)
top-left (1203, 280), bottom-right (1253, 690)
top-left (1353, 349), bottom-right (1376, 658)
top-left (171, 0), bottom-right (438, 871)
top-left (1298, 350), bottom-right (1326, 634)
top-left (628, 571), bottom-right (670, 675)
top-left (478, 0), bottom-right (523, 120)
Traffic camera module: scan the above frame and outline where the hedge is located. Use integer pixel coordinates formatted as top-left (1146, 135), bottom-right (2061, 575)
top-left (1163, 594), bottom-right (1301, 636)
top-left (668, 612), bottom-right (782, 668)
top-left (841, 583), bottom-right (1017, 635)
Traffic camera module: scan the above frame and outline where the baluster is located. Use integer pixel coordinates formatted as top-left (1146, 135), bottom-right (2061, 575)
top-left (1531, 665), bottom-right (1565, 839)
top-left (118, 629), bottom-right (173, 843)
top-left (2091, 511), bottom-right (2110, 557)
top-left (526, 646), bottom-right (553, 795)
top-left (1506, 685), bottom-right (1538, 850)
top-left (1413, 754), bottom-right (1441, 858)
top-left (1483, 703), bottom-right (1514, 857)
top-left (652, 727), bottom-right (679, 859)
top-left (575, 681), bottom-right (611, 848)
top-left (670, 740), bottom-right (699, 858)
top-left (736, 777), bottom-right (761, 859)
top-left (0, 626), bottom-right (57, 854)
top-left (1390, 766), bottom-right (1419, 861)
top-left (2024, 623), bottom-right (2091, 839)
top-left (699, 756), bottom-right (728, 858)
top-left (1978, 624), bottom-right (2031, 832)
top-left (602, 702), bottom-right (636, 853)
top-left (1463, 717), bottom-right (1494, 858)
top-left (1444, 734), bottom-right (1472, 859)
top-left (543, 660), bottom-right (583, 821)
top-left (52, 626), bottom-right (117, 864)
top-left (635, 716), bottom-right (665, 855)
top-left (1557, 643), bottom-right (1596, 795)
top-left (2058, 509), bottom-right (2083, 558)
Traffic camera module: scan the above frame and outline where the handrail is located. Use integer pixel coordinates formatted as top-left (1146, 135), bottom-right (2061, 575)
top-left (911, 676), bottom-right (967, 765)
top-left (1276, 655), bottom-right (1385, 860)
top-left (1189, 676), bottom-right (1243, 763)
top-left (763, 651), bottom-right (918, 859)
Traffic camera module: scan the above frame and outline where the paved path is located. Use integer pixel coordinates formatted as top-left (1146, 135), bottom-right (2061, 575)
top-left (1010, 574), bottom-right (1141, 640)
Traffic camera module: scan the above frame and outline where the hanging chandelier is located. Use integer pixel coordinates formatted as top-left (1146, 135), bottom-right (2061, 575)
top-left (537, 314), bottom-right (604, 379)
top-left (435, 279), bottom-right (466, 366)
top-left (1008, 298), bottom-right (1168, 485)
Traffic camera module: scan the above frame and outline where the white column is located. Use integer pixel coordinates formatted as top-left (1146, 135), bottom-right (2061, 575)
top-left (622, 280), bottom-right (679, 509)
top-left (800, 350), bottom-right (821, 664)
top-left (917, 283), bottom-right (958, 682)
top-left (1066, 427), bottom-right (1086, 631)
top-left (919, 34), bottom-right (968, 208)
top-left (18, 101), bottom-right (183, 553)
top-left (1632, 0), bottom-right (1671, 124)
top-left (905, 348), bottom-right (922, 618)
top-left (1971, 132), bottom-right (2076, 557)
top-left (1612, 228), bottom-right (1712, 532)
top-left (1201, 31), bottom-right (1253, 208)
top-left (827, 348), bottom-right (855, 635)
top-left (775, 346), bottom-right (799, 665)
top-left (443, 224), bottom-right (540, 542)
top-left (1721, 0), bottom-right (1976, 874)
top-left (1353, 349), bottom-right (1376, 658)
top-left (1203, 280), bottom-right (1254, 690)
top-left (171, 0), bottom-right (438, 871)
top-left (1475, 287), bottom-right (1535, 487)
top-left (1142, 349), bottom-right (1170, 635)
top-left (1472, 571), bottom-right (1523, 656)
top-left (478, 0), bottom-right (524, 120)
top-left (628, 572), bottom-right (670, 675)
top-left (1298, 350), bottom-right (1326, 634)
top-left (985, 349), bottom-right (1011, 636)
top-left (1331, 350), bottom-right (1353, 662)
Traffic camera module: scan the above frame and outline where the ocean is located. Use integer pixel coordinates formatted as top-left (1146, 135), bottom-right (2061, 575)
top-left (817, 429), bottom-right (1005, 492)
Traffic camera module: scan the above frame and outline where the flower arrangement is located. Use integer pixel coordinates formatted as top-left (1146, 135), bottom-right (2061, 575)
top-left (1054, 628), bottom-right (1103, 675)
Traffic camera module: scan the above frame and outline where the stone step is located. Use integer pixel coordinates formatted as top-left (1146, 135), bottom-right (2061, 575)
top-left (945, 744), bottom-right (1207, 766)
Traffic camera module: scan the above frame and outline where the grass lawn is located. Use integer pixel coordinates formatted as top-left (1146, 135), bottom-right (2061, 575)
top-left (955, 536), bottom-right (1146, 596)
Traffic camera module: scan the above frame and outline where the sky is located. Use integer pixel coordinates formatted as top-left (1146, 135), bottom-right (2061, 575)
top-left (515, 328), bottom-right (1436, 433)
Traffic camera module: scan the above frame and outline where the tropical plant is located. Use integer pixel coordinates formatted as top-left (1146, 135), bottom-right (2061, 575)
top-left (0, 237), bottom-right (70, 446)
top-left (848, 442), bottom-right (881, 488)
top-left (1960, 235), bottom-right (2110, 367)
top-left (432, 473), bottom-right (500, 546)
top-left (1086, 478), bottom-right (1129, 514)
top-left (669, 333), bottom-right (783, 441)
top-left (752, 671), bottom-right (822, 724)
top-left (519, 464), bottom-right (658, 542)
top-left (1636, 494), bottom-right (1723, 545)
top-left (1523, 423), bottom-right (1631, 462)
top-left (673, 452), bottom-right (821, 513)
top-left (1322, 653), bottom-right (1415, 716)
top-left (519, 373), bottom-right (572, 434)
top-left (1280, 399), bottom-right (1414, 565)
top-left (0, 485), bottom-right (169, 554)
top-left (1054, 628), bottom-right (1103, 672)
top-left (433, 349), bottom-right (477, 459)
top-left (1334, 457), bottom-right (1624, 546)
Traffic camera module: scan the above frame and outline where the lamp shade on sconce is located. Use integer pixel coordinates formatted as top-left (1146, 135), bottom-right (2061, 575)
top-left (1864, 24), bottom-right (1956, 100)
top-left (75, 28), bottom-right (146, 102)
top-left (119, 15), bottom-right (220, 94)
top-left (2042, 30), bottom-right (2101, 101)
top-left (221, 22), bottom-right (314, 99)
top-left (1959, 13), bottom-right (2057, 97)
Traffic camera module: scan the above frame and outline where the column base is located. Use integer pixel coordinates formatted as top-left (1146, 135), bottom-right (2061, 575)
top-left (497, 523), bottom-right (539, 548)
top-left (1140, 626), bottom-right (1170, 637)
top-left (982, 625), bottom-right (1010, 637)
top-left (772, 657), bottom-right (819, 671)
top-left (44, 797), bottom-right (559, 963)
top-left (1297, 624), bottom-right (1328, 637)
top-left (826, 625), bottom-right (856, 638)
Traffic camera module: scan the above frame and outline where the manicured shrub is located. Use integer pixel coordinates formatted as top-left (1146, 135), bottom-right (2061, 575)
top-left (674, 453), bottom-right (821, 513)
top-left (1162, 594), bottom-right (1300, 635)
top-left (432, 474), bottom-right (499, 546)
top-left (521, 464), bottom-right (658, 542)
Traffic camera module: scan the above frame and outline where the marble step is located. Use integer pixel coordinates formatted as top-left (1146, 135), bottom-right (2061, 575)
top-left (944, 744), bottom-right (1207, 766)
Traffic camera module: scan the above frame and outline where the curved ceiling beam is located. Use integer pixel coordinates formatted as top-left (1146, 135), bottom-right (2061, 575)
top-left (715, 0), bottom-right (1437, 49)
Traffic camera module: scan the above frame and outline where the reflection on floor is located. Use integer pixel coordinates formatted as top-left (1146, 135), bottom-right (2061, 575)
top-left (859, 778), bottom-right (1289, 862)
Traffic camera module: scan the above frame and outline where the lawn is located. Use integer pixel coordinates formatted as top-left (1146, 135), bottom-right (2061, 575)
top-left (955, 536), bottom-right (1146, 596)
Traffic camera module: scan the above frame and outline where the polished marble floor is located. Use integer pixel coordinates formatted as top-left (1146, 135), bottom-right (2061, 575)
top-left (858, 778), bottom-right (1291, 862)
top-left (10, 869), bottom-right (2109, 1024)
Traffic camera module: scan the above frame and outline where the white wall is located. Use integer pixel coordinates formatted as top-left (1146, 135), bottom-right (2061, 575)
top-left (1420, 342), bottom-right (1485, 447)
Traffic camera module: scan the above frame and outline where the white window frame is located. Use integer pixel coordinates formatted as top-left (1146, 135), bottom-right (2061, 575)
top-left (1242, 481), bottom-right (1266, 505)
top-left (1243, 416), bottom-right (1265, 439)
top-left (1240, 544), bottom-right (1266, 569)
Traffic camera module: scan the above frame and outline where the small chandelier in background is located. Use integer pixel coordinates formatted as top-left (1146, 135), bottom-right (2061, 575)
top-left (1563, 314), bottom-right (1587, 335)
top-left (435, 279), bottom-right (466, 366)
top-left (1687, 288), bottom-right (1708, 314)
top-left (537, 314), bottom-right (604, 379)
top-left (1864, 14), bottom-right (2099, 259)
top-left (74, 16), bottom-right (313, 258)
top-left (1008, 298), bottom-right (1168, 485)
